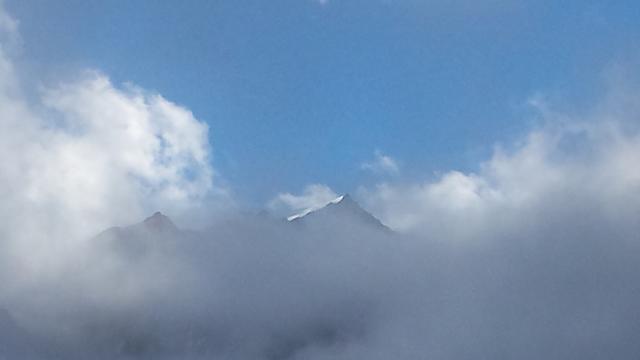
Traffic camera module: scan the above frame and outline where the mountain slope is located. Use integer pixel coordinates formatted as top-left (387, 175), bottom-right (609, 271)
top-left (287, 194), bottom-right (391, 232)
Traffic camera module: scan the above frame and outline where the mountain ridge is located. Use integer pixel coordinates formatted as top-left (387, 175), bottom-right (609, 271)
top-left (93, 194), bottom-right (391, 240)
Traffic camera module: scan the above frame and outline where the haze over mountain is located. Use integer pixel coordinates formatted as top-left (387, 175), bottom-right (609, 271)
top-left (0, 197), bottom-right (396, 359)
top-left (93, 195), bottom-right (392, 266)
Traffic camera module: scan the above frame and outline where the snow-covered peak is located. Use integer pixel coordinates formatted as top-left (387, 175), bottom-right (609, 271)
top-left (286, 193), bottom-right (390, 231)
top-left (330, 194), bottom-right (345, 204)
top-left (287, 194), bottom-right (347, 221)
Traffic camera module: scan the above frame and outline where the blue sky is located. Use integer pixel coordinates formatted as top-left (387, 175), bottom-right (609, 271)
top-left (6, 0), bottom-right (640, 205)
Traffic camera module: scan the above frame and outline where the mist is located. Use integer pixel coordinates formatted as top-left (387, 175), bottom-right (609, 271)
top-left (2, 3), bottom-right (640, 360)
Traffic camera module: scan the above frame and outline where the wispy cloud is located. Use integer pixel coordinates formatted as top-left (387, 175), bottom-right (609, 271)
top-left (361, 150), bottom-right (400, 175)
top-left (268, 183), bottom-right (338, 214)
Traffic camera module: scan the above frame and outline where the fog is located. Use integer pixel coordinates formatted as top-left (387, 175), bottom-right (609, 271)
top-left (2, 4), bottom-right (640, 359)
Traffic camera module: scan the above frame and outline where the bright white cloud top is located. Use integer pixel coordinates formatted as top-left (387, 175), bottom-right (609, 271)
top-left (0, 7), bottom-right (221, 276)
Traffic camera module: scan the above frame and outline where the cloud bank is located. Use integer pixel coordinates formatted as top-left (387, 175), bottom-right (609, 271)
top-left (361, 102), bottom-right (640, 241)
top-left (0, 6), bottom-right (221, 295)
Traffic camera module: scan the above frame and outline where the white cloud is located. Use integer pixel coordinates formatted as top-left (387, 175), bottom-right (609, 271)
top-left (361, 150), bottom-right (400, 175)
top-left (3, 72), bottom-right (218, 233)
top-left (0, 3), bottom-right (17, 37)
top-left (360, 99), bottom-right (640, 240)
top-left (0, 7), bottom-right (225, 277)
top-left (269, 183), bottom-right (338, 214)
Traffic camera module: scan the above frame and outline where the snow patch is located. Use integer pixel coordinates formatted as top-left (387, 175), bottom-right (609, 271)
top-left (287, 195), bottom-right (345, 221)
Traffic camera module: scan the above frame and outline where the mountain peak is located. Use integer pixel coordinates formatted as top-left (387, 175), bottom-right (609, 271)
top-left (286, 194), bottom-right (390, 231)
top-left (142, 211), bottom-right (177, 232)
